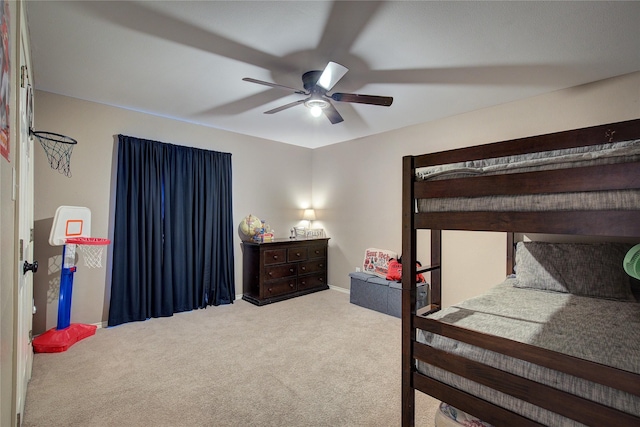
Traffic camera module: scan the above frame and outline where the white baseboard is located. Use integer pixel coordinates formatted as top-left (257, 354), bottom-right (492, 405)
top-left (329, 284), bottom-right (349, 294)
top-left (96, 288), bottom-right (348, 328)
top-left (236, 285), bottom-right (349, 300)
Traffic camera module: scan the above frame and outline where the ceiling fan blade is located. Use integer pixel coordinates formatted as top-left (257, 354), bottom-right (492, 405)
top-left (331, 92), bottom-right (393, 106)
top-left (264, 99), bottom-right (306, 114)
top-left (243, 77), bottom-right (307, 95)
top-left (323, 102), bottom-right (344, 124)
top-left (317, 62), bottom-right (349, 91)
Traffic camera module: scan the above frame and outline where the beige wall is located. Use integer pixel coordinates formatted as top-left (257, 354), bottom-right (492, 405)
top-left (33, 91), bottom-right (313, 331)
top-left (32, 71), bottom-right (640, 329)
top-left (314, 71), bottom-right (640, 307)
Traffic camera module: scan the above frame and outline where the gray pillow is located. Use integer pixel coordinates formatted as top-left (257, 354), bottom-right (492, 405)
top-left (514, 242), bottom-right (635, 301)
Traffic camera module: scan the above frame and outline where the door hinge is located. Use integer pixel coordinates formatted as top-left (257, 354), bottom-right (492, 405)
top-left (30, 228), bottom-right (34, 242)
top-left (20, 65), bottom-right (27, 88)
top-left (29, 329), bottom-right (33, 343)
top-left (19, 239), bottom-right (23, 261)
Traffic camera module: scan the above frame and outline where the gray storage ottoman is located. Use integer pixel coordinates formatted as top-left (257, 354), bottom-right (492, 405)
top-left (349, 272), bottom-right (429, 318)
top-left (387, 280), bottom-right (429, 317)
top-left (349, 272), bottom-right (389, 314)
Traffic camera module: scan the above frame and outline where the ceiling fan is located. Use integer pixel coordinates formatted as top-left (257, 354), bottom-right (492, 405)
top-left (242, 62), bottom-right (393, 124)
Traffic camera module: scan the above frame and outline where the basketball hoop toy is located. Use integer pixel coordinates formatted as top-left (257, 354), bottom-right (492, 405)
top-left (65, 237), bottom-right (111, 268)
top-left (32, 206), bottom-right (111, 353)
top-left (30, 129), bottom-right (77, 177)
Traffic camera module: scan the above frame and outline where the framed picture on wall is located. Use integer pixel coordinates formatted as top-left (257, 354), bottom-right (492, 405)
top-left (0, 0), bottom-right (10, 162)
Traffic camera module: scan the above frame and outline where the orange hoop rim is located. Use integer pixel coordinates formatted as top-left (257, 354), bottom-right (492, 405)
top-left (65, 237), bottom-right (111, 246)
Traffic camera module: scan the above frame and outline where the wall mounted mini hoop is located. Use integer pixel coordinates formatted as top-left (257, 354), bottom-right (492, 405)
top-left (30, 129), bottom-right (77, 177)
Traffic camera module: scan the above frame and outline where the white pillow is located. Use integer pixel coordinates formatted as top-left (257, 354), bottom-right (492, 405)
top-left (363, 248), bottom-right (398, 279)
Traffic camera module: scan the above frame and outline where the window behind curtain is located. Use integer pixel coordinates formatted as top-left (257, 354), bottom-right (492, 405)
top-left (108, 135), bottom-right (234, 327)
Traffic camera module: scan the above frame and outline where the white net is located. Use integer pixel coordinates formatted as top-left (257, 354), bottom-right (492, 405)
top-left (66, 237), bottom-right (110, 268)
top-left (76, 244), bottom-right (107, 268)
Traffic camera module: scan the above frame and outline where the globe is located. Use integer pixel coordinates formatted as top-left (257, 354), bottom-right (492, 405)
top-left (239, 214), bottom-right (262, 241)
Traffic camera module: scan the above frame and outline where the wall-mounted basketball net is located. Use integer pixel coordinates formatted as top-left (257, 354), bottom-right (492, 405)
top-left (32, 206), bottom-right (110, 353)
top-left (30, 129), bottom-right (77, 177)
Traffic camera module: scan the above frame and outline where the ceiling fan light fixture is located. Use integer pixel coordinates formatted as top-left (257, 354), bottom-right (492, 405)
top-left (244, 61), bottom-right (391, 125)
top-left (309, 105), bottom-right (323, 118)
top-left (305, 97), bottom-right (329, 118)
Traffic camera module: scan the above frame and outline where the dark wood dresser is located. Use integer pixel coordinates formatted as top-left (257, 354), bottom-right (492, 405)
top-left (242, 238), bottom-right (329, 306)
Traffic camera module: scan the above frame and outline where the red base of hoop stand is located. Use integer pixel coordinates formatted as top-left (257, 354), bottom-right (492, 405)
top-left (33, 323), bottom-right (97, 353)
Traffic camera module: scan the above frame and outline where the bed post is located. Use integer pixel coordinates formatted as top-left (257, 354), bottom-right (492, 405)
top-left (431, 230), bottom-right (442, 309)
top-left (402, 155), bottom-right (417, 427)
top-left (506, 232), bottom-right (515, 275)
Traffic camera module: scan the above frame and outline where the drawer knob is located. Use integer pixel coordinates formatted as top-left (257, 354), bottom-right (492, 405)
top-left (289, 268), bottom-right (294, 273)
top-left (273, 255), bottom-right (278, 260)
top-left (289, 283), bottom-right (294, 288)
top-left (296, 252), bottom-right (301, 257)
top-left (319, 278), bottom-right (324, 282)
top-left (315, 250), bottom-right (320, 255)
top-left (268, 272), bottom-right (273, 277)
top-left (301, 266), bottom-right (306, 271)
top-left (319, 264), bottom-right (324, 268)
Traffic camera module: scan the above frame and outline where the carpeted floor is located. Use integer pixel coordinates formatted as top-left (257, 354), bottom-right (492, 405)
top-left (23, 289), bottom-right (439, 426)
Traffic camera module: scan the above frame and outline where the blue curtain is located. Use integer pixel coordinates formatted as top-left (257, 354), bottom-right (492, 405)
top-left (108, 135), bottom-right (234, 327)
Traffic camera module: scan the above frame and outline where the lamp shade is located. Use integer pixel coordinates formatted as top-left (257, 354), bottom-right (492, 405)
top-left (302, 209), bottom-right (316, 221)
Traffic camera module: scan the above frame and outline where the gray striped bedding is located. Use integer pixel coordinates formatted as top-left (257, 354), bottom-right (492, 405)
top-left (416, 279), bottom-right (640, 426)
top-left (415, 139), bottom-right (640, 213)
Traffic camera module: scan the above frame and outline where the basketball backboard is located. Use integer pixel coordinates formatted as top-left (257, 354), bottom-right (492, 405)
top-left (49, 206), bottom-right (92, 246)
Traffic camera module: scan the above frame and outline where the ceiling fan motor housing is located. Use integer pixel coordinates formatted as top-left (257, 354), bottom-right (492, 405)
top-left (302, 70), bottom-right (324, 92)
top-left (303, 70), bottom-right (330, 109)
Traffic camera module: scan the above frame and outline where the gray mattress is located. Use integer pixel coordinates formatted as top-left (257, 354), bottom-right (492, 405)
top-left (416, 139), bottom-right (640, 212)
top-left (416, 279), bottom-right (640, 426)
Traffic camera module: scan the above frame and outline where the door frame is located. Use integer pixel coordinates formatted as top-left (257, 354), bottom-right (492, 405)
top-left (12, 2), bottom-right (34, 425)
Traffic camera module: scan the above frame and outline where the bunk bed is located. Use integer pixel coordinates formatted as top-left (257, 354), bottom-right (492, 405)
top-left (401, 118), bottom-right (640, 427)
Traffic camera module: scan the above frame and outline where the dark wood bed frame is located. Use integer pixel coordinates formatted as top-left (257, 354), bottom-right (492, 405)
top-left (401, 118), bottom-right (640, 426)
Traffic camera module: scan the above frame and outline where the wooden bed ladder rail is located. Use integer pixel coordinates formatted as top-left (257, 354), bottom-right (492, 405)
top-left (416, 264), bottom-right (440, 275)
top-left (412, 339), bottom-right (640, 427)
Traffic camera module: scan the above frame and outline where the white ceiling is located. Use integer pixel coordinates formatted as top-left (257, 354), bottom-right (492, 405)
top-left (26, 1), bottom-right (640, 149)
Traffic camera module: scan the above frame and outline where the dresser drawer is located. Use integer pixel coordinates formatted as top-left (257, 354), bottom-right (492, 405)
top-left (242, 238), bottom-right (329, 306)
top-left (308, 244), bottom-right (326, 259)
top-left (287, 247), bottom-right (308, 262)
top-left (264, 279), bottom-right (296, 298)
top-left (264, 249), bottom-right (286, 265)
top-left (264, 264), bottom-right (296, 280)
top-left (298, 259), bottom-right (326, 275)
top-left (297, 273), bottom-right (326, 291)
